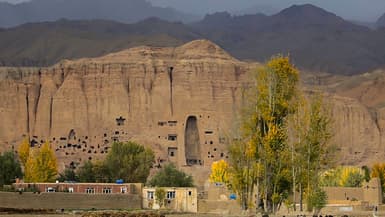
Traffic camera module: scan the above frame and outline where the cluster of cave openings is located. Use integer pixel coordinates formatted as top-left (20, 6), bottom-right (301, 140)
top-left (185, 116), bottom-right (201, 166)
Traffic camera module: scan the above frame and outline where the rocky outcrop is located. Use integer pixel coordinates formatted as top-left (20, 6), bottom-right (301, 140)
top-left (0, 40), bottom-right (255, 184)
top-left (1, 40), bottom-right (384, 184)
top-left (329, 95), bottom-right (382, 165)
top-left (305, 69), bottom-right (385, 166)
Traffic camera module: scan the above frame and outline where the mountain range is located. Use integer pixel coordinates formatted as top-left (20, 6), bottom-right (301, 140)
top-left (1, 3), bottom-right (385, 75)
top-left (0, 0), bottom-right (197, 27)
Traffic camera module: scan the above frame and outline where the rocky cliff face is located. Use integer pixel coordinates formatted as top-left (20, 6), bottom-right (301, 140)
top-left (329, 95), bottom-right (382, 165)
top-left (304, 69), bottom-right (385, 166)
top-left (0, 40), bottom-right (256, 184)
top-left (0, 40), bottom-right (384, 184)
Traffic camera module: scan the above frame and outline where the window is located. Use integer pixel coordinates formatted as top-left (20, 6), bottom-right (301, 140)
top-left (147, 191), bottom-right (154, 200)
top-left (168, 121), bottom-right (177, 126)
top-left (46, 187), bottom-right (56, 192)
top-left (158, 121), bottom-right (167, 126)
top-left (121, 187), bottom-right (127, 193)
top-left (168, 134), bottom-right (177, 141)
top-left (102, 187), bottom-right (112, 194)
top-left (86, 187), bottom-right (95, 194)
top-left (188, 191), bottom-right (192, 196)
top-left (167, 191), bottom-right (176, 199)
top-left (168, 147), bottom-right (177, 157)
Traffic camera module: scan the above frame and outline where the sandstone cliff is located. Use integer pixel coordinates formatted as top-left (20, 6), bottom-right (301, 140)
top-left (0, 40), bottom-right (384, 185)
top-left (0, 40), bottom-right (256, 184)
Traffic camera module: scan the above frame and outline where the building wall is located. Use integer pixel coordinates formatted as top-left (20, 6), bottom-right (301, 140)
top-left (13, 183), bottom-right (142, 194)
top-left (323, 178), bottom-right (382, 206)
top-left (363, 178), bottom-right (382, 205)
top-left (198, 182), bottom-right (241, 214)
top-left (324, 187), bottom-right (363, 201)
top-left (0, 192), bottom-right (141, 210)
top-left (198, 200), bottom-right (241, 215)
top-left (142, 187), bottom-right (197, 213)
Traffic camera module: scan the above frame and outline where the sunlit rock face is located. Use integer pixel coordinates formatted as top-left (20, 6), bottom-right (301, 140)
top-left (0, 40), bottom-right (384, 185)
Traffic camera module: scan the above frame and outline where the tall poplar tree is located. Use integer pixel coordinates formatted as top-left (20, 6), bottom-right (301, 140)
top-left (24, 141), bottom-right (58, 183)
top-left (226, 56), bottom-right (333, 213)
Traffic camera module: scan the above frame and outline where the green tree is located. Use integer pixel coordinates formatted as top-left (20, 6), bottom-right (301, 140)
top-left (320, 166), bottom-right (365, 188)
top-left (301, 95), bottom-right (333, 211)
top-left (155, 188), bottom-right (166, 208)
top-left (104, 141), bottom-right (155, 183)
top-left (58, 168), bottom-right (79, 182)
top-left (77, 160), bottom-right (96, 183)
top-left (0, 151), bottom-right (23, 186)
top-left (339, 167), bottom-right (365, 187)
top-left (361, 165), bottom-right (371, 182)
top-left (93, 160), bottom-right (110, 183)
top-left (227, 139), bottom-right (260, 210)
top-left (306, 187), bottom-right (327, 215)
top-left (287, 92), bottom-right (308, 211)
top-left (229, 56), bottom-right (299, 212)
top-left (319, 168), bottom-right (340, 187)
top-left (148, 164), bottom-right (194, 187)
top-left (24, 141), bottom-right (58, 182)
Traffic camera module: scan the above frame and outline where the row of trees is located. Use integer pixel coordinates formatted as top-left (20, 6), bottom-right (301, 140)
top-left (0, 138), bottom-right (58, 186)
top-left (57, 142), bottom-right (194, 187)
top-left (210, 56), bottom-right (334, 213)
top-left (1, 139), bottom-right (194, 188)
top-left (64, 141), bottom-right (155, 183)
top-left (319, 166), bottom-right (369, 188)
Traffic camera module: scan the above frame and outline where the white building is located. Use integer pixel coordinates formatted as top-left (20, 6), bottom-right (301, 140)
top-left (142, 187), bottom-right (197, 213)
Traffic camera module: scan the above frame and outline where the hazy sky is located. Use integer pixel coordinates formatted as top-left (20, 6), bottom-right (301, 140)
top-left (1, 0), bottom-right (385, 22)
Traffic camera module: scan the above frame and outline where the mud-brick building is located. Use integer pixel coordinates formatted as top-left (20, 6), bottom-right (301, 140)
top-left (9, 182), bottom-right (197, 212)
top-left (142, 187), bottom-right (197, 213)
top-left (13, 182), bottom-right (142, 194)
top-left (324, 178), bottom-right (382, 206)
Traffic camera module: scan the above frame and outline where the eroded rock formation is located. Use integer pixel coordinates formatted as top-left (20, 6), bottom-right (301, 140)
top-left (0, 40), bottom-right (384, 185)
top-left (0, 40), bottom-right (255, 184)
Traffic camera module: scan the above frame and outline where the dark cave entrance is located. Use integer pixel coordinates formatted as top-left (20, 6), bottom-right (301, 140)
top-left (184, 116), bottom-right (201, 166)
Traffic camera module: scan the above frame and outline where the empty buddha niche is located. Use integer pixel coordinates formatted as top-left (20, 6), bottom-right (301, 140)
top-left (185, 116), bottom-right (201, 165)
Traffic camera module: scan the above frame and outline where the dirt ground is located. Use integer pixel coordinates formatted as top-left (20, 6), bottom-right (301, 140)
top-left (0, 211), bottom-right (381, 217)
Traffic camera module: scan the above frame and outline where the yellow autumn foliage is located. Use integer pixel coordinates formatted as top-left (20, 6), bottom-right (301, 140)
top-left (371, 163), bottom-right (385, 191)
top-left (24, 141), bottom-right (58, 183)
top-left (18, 137), bottom-right (30, 167)
top-left (319, 166), bottom-right (365, 187)
top-left (209, 160), bottom-right (230, 184)
top-left (339, 166), bottom-right (365, 187)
